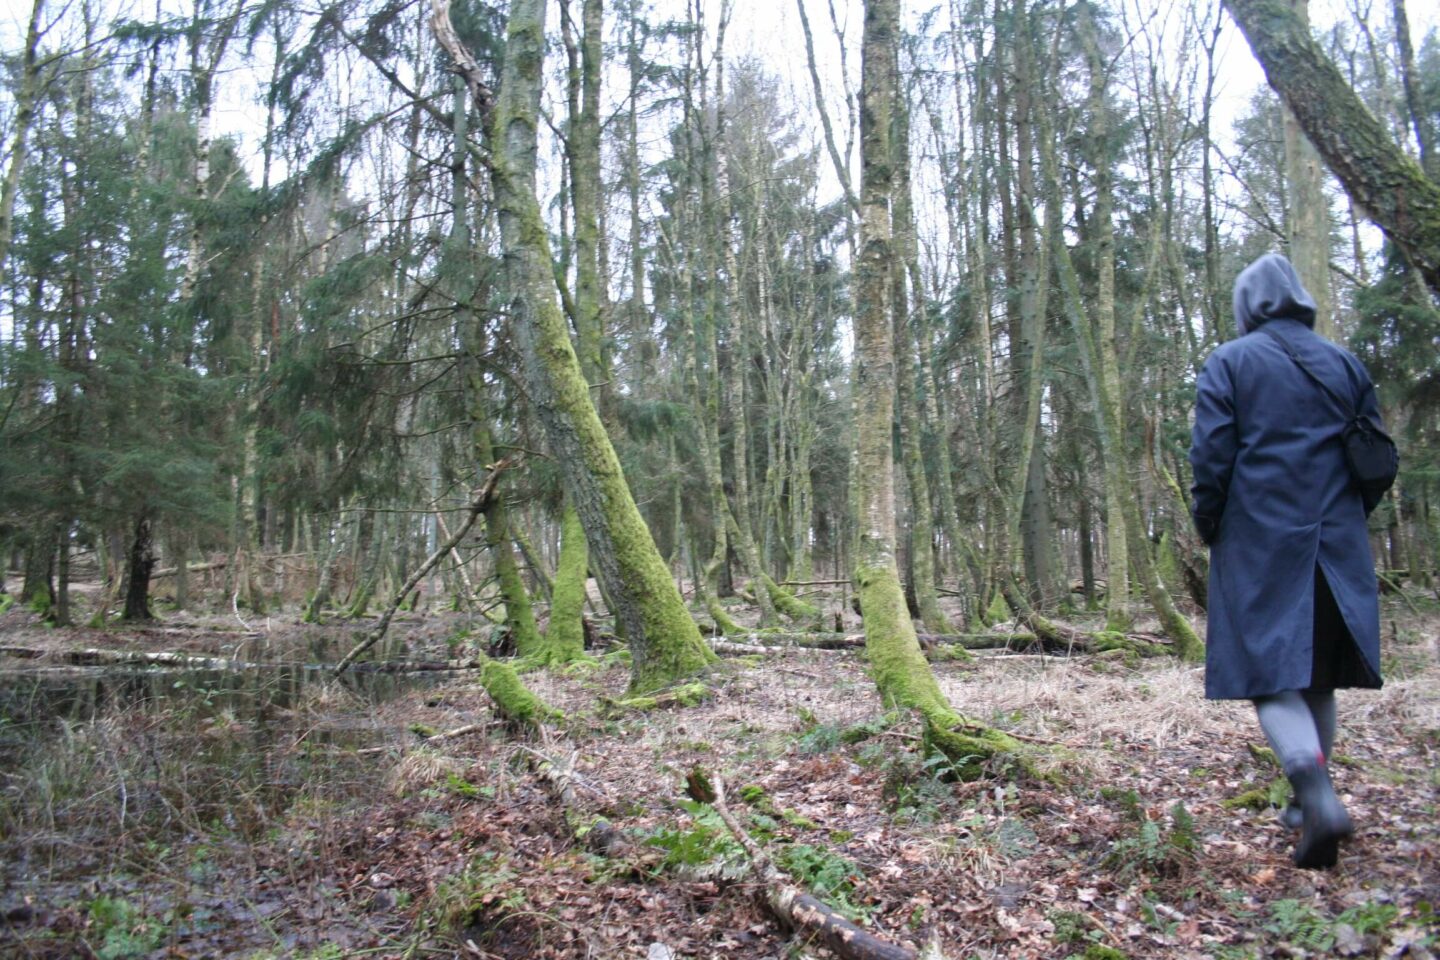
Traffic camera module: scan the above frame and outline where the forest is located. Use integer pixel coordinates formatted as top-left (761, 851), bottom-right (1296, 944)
top-left (0, 0), bottom-right (1438, 955)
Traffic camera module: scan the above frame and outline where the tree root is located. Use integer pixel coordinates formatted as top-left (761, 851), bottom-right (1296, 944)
top-left (478, 655), bottom-right (563, 728)
top-left (601, 681), bottom-right (709, 713)
top-left (709, 775), bottom-right (917, 960)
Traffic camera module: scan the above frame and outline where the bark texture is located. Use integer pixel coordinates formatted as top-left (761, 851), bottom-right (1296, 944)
top-left (433, 0), bottom-right (715, 693)
top-left (1223, 0), bottom-right (1440, 295)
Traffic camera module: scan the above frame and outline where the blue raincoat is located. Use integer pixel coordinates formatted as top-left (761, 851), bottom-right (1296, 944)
top-left (1189, 254), bottom-right (1383, 700)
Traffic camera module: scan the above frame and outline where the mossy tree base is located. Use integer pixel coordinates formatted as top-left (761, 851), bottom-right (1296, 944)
top-left (479, 656), bottom-right (563, 728)
top-left (920, 710), bottom-right (1051, 782)
top-left (706, 597), bottom-right (744, 636)
top-left (762, 575), bottom-right (819, 621)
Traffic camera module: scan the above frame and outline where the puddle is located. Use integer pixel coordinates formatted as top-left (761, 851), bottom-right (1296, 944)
top-left (0, 660), bottom-right (447, 727)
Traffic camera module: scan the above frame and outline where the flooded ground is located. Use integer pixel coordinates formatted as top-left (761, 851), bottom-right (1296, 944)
top-left (0, 607), bottom-right (482, 958)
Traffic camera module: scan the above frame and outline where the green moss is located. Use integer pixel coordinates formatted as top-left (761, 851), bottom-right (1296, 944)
top-left (762, 575), bottom-right (819, 621)
top-left (706, 596), bottom-right (743, 636)
top-left (346, 586), bottom-right (372, 619)
top-left (479, 656), bottom-right (562, 728)
top-left (859, 564), bottom-right (950, 718)
top-left (541, 504), bottom-right (589, 666)
top-left (1155, 532), bottom-right (1182, 595)
top-left (1081, 946), bottom-right (1129, 960)
top-left (984, 591), bottom-right (1012, 625)
top-left (609, 680), bottom-right (709, 713)
top-left (1246, 743), bottom-right (1282, 769)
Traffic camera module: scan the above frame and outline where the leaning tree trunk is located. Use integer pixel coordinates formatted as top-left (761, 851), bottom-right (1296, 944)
top-left (432, 0), bottom-right (714, 693)
top-left (1221, 0), bottom-right (1440, 297)
top-left (542, 0), bottom-right (607, 666)
top-left (1279, 0), bottom-right (1333, 336)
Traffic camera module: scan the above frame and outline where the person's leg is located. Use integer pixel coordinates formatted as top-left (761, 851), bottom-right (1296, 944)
top-left (1276, 690), bottom-right (1338, 829)
top-left (1253, 691), bottom-right (1323, 770)
top-left (1302, 689), bottom-right (1337, 760)
top-left (1253, 691), bottom-right (1352, 868)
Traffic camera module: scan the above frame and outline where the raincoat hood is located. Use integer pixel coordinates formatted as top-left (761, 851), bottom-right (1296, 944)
top-left (1233, 253), bottom-right (1317, 335)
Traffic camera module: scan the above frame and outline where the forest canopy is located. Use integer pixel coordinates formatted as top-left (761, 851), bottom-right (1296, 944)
top-left (1, 0), bottom-right (1437, 656)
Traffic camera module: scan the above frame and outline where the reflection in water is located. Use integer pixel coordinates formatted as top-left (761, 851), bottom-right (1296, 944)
top-left (0, 662), bottom-right (435, 727)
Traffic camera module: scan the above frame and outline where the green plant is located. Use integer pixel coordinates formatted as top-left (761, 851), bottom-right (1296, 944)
top-left (1263, 899), bottom-right (1333, 952)
top-left (87, 896), bottom-right (166, 960)
top-left (641, 800), bottom-right (746, 879)
top-left (1049, 909), bottom-right (1091, 945)
top-left (445, 772), bottom-right (482, 799)
top-left (1104, 803), bottom-right (1196, 879)
top-left (427, 852), bottom-right (524, 930)
top-left (776, 844), bottom-right (871, 921)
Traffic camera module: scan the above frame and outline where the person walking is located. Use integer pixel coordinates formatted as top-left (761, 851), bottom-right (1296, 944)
top-left (1189, 252), bottom-right (1386, 869)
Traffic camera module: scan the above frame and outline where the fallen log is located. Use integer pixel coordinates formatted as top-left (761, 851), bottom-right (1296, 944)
top-left (710, 775), bottom-right (917, 960)
top-left (17, 646), bottom-right (486, 674)
top-left (151, 560), bottom-right (228, 579)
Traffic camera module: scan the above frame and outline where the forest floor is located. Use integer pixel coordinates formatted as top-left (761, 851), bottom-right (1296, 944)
top-left (0, 589), bottom-right (1437, 960)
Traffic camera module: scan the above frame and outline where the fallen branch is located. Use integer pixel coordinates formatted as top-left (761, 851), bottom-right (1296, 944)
top-left (335, 459), bottom-right (513, 676)
top-left (55, 648), bottom-right (262, 670)
top-left (17, 646), bottom-right (485, 674)
top-left (710, 775), bottom-right (917, 960)
top-left (519, 744), bottom-right (632, 857)
top-left (356, 720), bottom-right (499, 755)
top-left (151, 560), bottom-right (228, 579)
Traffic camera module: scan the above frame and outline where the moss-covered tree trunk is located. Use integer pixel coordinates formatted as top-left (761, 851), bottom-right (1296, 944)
top-left (434, 0), bottom-right (714, 693)
top-left (544, 0), bottom-right (605, 666)
top-left (1222, 0), bottom-right (1440, 296)
top-left (476, 424), bottom-right (544, 658)
top-left (854, 0), bottom-right (1019, 769)
top-left (544, 505), bottom-right (589, 663)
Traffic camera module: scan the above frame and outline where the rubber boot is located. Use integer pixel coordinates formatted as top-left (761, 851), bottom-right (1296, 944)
top-left (1287, 761), bottom-right (1353, 869)
top-left (1278, 800), bottom-right (1302, 831)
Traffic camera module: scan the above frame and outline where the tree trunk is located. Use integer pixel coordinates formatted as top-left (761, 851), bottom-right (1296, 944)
top-left (123, 514), bottom-right (156, 622)
top-left (0, 0), bottom-right (47, 284)
top-left (854, 0), bottom-right (1021, 770)
top-left (1391, 0), bottom-right (1435, 179)
top-left (1279, 0), bottom-right (1333, 336)
top-left (543, 505), bottom-right (590, 663)
top-left (433, 0), bottom-right (715, 693)
top-left (1221, 0), bottom-right (1440, 296)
